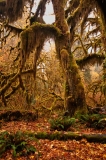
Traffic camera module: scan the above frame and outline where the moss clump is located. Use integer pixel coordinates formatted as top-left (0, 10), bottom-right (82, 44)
top-left (75, 73), bottom-right (81, 81)
top-left (71, 64), bottom-right (79, 72)
top-left (76, 82), bottom-right (84, 93)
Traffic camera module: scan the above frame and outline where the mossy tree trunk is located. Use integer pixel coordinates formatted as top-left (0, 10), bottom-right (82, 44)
top-left (64, 56), bottom-right (87, 116)
top-left (52, 0), bottom-right (87, 116)
top-left (98, 5), bottom-right (106, 106)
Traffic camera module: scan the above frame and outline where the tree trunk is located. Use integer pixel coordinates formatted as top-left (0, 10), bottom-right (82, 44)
top-left (98, 5), bottom-right (106, 106)
top-left (64, 55), bottom-right (87, 116)
top-left (52, 0), bottom-right (87, 116)
top-left (58, 41), bottom-right (87, 116)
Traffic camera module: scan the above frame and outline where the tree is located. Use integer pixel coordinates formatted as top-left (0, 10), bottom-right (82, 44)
top-left (0, 0), bottom-right (106, 116)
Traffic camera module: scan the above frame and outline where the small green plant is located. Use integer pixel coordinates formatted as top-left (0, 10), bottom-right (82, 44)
top-left (98, 118), bottom-right (106, 129)
top-left (75, 112), bottom-right (106, 129)
top-left (75, 111), bottom-right (89, 122)
top-left (0, 131), bottom-right (36, 157)
top-left (49, 116), bottom-right (76, 131)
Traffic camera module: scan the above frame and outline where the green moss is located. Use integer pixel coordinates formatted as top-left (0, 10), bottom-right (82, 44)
top-left (70, 59), bottom-right (79, 72)
top-left (20, 23), bottom-right (63, 61)
top-left (30, 22), bottom-right (62, 37)
top-left (75, 73), bottom-right (81, 81)
top-left (35, 132), bottom-right (48, 139)
top-left (77, 82), bottom-right (84, 89)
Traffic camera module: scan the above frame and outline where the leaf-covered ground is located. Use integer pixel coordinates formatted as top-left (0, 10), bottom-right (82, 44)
top-left (0, 116), bottom-right (106, 160)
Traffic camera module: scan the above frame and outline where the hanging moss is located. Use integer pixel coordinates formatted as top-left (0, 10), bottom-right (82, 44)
top-left (0, 0), bottom-right (6, 15)
top-left (20, 23), bottom-right (62, 65)
top-left (6, 0), bottom-right (23, 22)
top-left (76, 54), bottom-right (105, 68)
top-left (5, 0), bottom-right (34, 22)
top-left (31, 23), bottom-right (62, 36)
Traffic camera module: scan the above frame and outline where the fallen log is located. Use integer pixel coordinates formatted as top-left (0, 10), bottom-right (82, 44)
top-left (33, 132), bottom-right (106, 144)
top-left (0, 110), bottom-right (38, 121)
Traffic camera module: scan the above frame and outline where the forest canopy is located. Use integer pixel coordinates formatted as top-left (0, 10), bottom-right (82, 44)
top-left (0, 0), bottom-right (106, 116)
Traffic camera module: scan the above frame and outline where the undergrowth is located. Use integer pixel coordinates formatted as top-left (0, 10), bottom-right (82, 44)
top-left (75, 113), bottom-right (106, 129)
top-left (49, 116), bottom-right (76, 131)
top-left (0, 131), bottom-right (37, 158)
top-left (49, 113), bottom-right (106, 131)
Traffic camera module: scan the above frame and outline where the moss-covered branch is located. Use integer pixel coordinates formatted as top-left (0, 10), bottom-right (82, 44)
top-left (30, 0), bottom-right (47, 24)
top-left (0, 69), bottom-right (34, 104)
top-left (86, 26), bottom-right (100, 37)
top-left (20, 23), bottom-right (62, 64)
top-left (5, 84), bottom-right (20, 99)
top-left (5, 24), bottom-right (23, 34)
top-left (0, 110), bottom-right (38, 121)
top-left (67, 0), bottom-right (92, 26)
top-left (76, 53), bottom-right (105, 68)
top-left (75, 34), bottom-right (88, 55)
top-left (29, 132), bottom-right (106, 144)
top-left (65, 0), bottom-right (80, 19)
top-left (80, 9), bottom-right (94, 35)
top-left (0, 73), bottom-right (19, 96)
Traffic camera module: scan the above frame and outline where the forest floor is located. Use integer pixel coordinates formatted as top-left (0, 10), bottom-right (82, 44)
top-left (0, 111), bottom-right (106, 160)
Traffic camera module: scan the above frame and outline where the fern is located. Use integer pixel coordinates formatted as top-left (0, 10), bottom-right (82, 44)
top-left (49, 117), bottom-right (76, 131)
top-left (0, 131), bottom-right (37, 157)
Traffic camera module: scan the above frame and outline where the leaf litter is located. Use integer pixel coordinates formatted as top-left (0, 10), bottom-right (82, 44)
top-left (0, 117), bottom-right (106, 160)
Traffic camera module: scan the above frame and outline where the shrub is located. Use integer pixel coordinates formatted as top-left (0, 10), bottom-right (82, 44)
top-left (0, 131), bottom-right (36, 157)
top-left (75, 113), bottom-right (106, 129)
top-left (49, 116), bottom-right (76, 131)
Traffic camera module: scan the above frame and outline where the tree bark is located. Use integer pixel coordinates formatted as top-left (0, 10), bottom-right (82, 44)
top-left (97, 2), bottom-right (106, 106)
top-left (64, 55), bottom-right (87, 116)
top-left (52, 0), bottom-right (87, 116)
